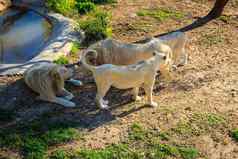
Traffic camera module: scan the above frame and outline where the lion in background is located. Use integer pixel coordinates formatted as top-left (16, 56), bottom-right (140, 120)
top-left (82, 32), bottom-right (187, 80)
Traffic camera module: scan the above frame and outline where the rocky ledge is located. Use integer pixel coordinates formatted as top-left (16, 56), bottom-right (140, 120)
top-left (0, 3), bottom-right (84, 75)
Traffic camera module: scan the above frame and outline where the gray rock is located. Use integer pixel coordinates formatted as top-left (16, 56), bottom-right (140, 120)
top-left (0, 8), bottom-right (84, 75)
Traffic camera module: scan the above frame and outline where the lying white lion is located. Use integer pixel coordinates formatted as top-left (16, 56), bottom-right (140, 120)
top-left (82, 50), bottom-right (168, 109)
top-left (24, 63), bottom-right (76, 107)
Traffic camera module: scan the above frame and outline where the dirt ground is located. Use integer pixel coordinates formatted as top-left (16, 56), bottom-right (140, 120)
top-left (0, 0), bottom-right (238, 158)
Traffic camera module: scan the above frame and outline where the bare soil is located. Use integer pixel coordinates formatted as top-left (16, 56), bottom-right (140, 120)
top-left (0, 0), bottom-right (238, 158)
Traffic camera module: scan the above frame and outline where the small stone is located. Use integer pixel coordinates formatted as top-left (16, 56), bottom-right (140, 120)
top-left (185, 107), bottom-right (192, 111)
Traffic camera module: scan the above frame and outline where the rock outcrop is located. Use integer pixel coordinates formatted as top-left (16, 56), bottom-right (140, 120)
top-left (0, 0), bottom-right (11, 12)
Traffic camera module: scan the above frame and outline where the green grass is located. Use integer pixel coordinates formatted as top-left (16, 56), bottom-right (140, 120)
top-left (172, 113), bottom-right (227, 137)
top-left (50, 144), bottom-right (199, 159)
top-left (50, 149), bottom-right (70, 159)
top-left (46, 0), bottom-right (114, 45)
top-left (218, 15), bottom-right (232, 23)
top-left (191, 113), bottom-right (226, 128)
top-left (231, 128), bottom-right (238, 142)
top-left (200, 32), bottom-right (225, 47)
top-left (190, 0), bottom-right (207, 3)
top-left (53, 56), bottom-right (70, 65)
top-left (0, 120), bottom-right (80, 159)
top-left (0, 133), bottom-right (23, 149)
top-left (92, 0), bottom-right (117, 4)
top-left (42, 128), bottom-right (79, 145)
top-left (78, 10), bottom-right (112, 43)
top-left (74, 143), bottom-right (198, 159)
top-left (23, 137), bottom-right (48, 159)
top-left (47, 121), bottom-right (199, 159)
top-left (46, 0), bottom-right (76, 15)
top-left (172, 120), bottom-right (195, 136)
top-left (70, 41), bottom-right (81, 56)
top-left (16, 121), bottom-right (199, 159)
top-left (46, 0), bottom-right (116, 15)
top-left (76, 144), bottom-right (142, 159)
top-left (127, 123), bottom-right (199, 159)
top-left (129, 123), bottom-right (146, 141)
top-left (137, 8), bottom-right (184, 22)
top-left (75, 1), bottom-right (96, 14)
top-left (158, 132), bottom-right (170, 141)
top-left (48, 144), bottom-right (199, 159)
top-left (149, 143), bottom-right (180, 159)
top-left (179, 147), bottom-right (199, 159)
top-left (205, 113), bottom-right (226, 126)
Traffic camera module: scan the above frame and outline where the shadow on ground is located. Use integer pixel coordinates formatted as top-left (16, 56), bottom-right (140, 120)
top-left (0, 73), bottom-right (163, 135)
top-left (0, 68), bottom-right (198, 135)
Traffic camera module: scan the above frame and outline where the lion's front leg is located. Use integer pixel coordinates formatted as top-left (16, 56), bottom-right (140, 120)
top-left (95, 79), bottom-right (111, 109)
top-left (56, 88), bottom-right (74, 100)
top-left (52, 97), bottom-right (76, 107)
top-left (144, 81), bottom-right (158, 107)
top-left (37, 94), bottom-right (75, 107)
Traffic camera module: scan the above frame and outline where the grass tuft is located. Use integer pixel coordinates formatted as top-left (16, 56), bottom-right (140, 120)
top-left (158, 132), bottom-right (170, 141)
top-left (231, 128), bottom-right (238, 142)
top-left (76, 144), bottom-right (141, 159)
top-left (46, 0), bottom-right (76, 15)
top-left (200, 32), bottom-right (225, 47)
top-left (78, 10), bottom-right (112, 43)
top-left (137, 8), bottom-right (184, 22)
top-left (50, 149), bottom-right (70, 159)
top-left (71, 41), bottom-right (81, 56)
top-left (92, 0), bottom-right (117, 4)
top-left (172, 113), bottom-right (227, 137)
top-left (129, 123), bottom-right (146, 141)
top-left (42, 128), bottom-right (79, 145)
top-left (46, 0), bottom-right (116, 15)
top-left (75, 1), bottom-right (96, 14)
top-left (23, 137), bottom-right (48, 159)
top-left (53, 56), bottom-right (70, 65)
top-left (0, 133), bottom-right (23, 149)
top-left (218, 15), bottom-right (232, 23)
top-left (149, 143), bottom-right (180, 159)
top-left (179, 147), bottom-right (199, 159)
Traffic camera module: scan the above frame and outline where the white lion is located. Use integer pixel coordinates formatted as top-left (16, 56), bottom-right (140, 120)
top-left (82, 32), bottom-right (187, 79)
top-left (82, 50), bottom-right (168, 109)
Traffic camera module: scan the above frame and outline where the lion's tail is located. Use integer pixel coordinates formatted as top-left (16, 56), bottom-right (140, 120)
top-left (81, 49), bottom-right (98, 73)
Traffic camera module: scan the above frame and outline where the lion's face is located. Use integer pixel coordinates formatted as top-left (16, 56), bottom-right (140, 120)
top-left (58, 66), bottom-right (73, 80)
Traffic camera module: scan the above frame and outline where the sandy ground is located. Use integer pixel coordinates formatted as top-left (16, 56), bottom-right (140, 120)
top-left (0, 0), bottom-right (238, 158)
